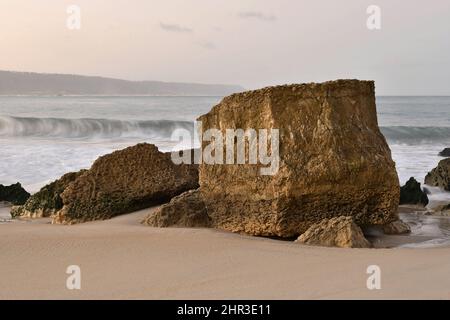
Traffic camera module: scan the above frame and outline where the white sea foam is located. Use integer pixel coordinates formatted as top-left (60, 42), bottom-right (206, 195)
top-left (398, 213), bottom-right (450, 248)
top-left (0, 116), bottom-right (194, 139)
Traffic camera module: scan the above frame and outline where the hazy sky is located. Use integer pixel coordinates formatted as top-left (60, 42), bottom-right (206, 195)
top-left (1, 0), bottom-right (450, 95)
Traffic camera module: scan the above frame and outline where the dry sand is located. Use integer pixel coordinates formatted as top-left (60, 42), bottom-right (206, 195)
top-left (0, 207), bottom-right (449, 300)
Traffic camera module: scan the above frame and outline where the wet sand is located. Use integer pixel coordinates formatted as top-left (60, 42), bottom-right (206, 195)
top-left (0, 207), bottom-right (449, 300)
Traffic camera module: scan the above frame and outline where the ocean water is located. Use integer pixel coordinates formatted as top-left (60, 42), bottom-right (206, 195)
top-left (376, 96), bottom-right (450, 207)
top-left (1, 96), bottom-right (450, 197)
top-left (0, 96), bottom-right (217, 193)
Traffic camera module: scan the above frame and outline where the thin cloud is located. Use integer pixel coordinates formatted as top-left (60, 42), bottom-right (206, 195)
top-left (238, 11), bottom-right (276, 21)
top-left (159, 22), bottom-right (193, 33)
top-left (197, 41), bottom-right (216, 50)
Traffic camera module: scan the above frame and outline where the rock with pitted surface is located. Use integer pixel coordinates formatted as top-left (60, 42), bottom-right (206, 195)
top-left (11, 171), bottom-right (86, 218)
top-left (399, 177), bottom-right (429, 207)
top-left (425, 158), bottom-right (450, 191)
top-left (0, 183), bottom-right (30, 205)
top-left (383, 220), bottom-right (411, 235)
top-left (438, 148), bottom-right (450, 157)
top-left (197, 80), bottom-right (400, 237)
top-left (52, 143), bottom-right (199, 224)
top-left (142, 189), bottom-right (210, 228)
top-left (296, 216), bottom-right (371, 248)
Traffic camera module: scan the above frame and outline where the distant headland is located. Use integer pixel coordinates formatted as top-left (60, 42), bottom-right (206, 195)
top-left (0, 70), bottom-right (244, 96)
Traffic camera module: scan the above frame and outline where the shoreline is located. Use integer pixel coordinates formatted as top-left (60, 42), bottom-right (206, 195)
top-left (1, 207), bottom-right (450, 299)
top-left (2, 203), bottom-right (448, 248)
top-left (0, 202), bottom-right (12, 222)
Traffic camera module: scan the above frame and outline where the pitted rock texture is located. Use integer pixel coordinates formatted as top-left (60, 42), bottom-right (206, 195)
top-left (142, 189), bottom-right (210, 228)
top-left (425, 158), bottom-right (450, 191)
top-left (52, 143), bottom-right (199, 224)
top-left (198, 80), bottom-right (400, 237)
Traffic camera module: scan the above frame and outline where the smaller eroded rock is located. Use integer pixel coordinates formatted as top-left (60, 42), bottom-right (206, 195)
top-left (296, 216), bottom-right (371, 248)
top-left (53, 143), bottom-right (199, 224)
top-left (382, 220), bottom-right (411, 235)
top-left (11, 171), bottom-right (86, 218)
top-left (425, 158), bottom-right (450, 191)
top-left (142, 189), bottom-right (210, 228)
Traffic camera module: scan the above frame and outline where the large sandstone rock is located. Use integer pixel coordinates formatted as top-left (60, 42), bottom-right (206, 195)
top-left (197, 80), bottom-right (400, 237)
top-left (142, 189), bottom-right (210, 228)
top-left (399, 177), bottom-right (429, 207)
top-left (425, 159), bottom-right (450, 191)
top-left (53, 143), bottom-right (199, 224)
top-left (11, 171), bottom-right (85, 218)
top-left (0, 183), bottom-right (30, 205)
top-left (296, 216), bottom-right (371, 248)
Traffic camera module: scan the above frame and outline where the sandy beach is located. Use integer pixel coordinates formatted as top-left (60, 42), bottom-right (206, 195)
top-left (1, 207), bottom-right (449, 300)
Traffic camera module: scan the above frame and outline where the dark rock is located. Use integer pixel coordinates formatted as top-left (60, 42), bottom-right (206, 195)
top-left (11, 171), bottom-right (86, 218)
top-left (0, 183), bottom-right (30, 205)
top-left (399, 177), bottom-right (429, 206)
top-left (425, 158), bottom-right (450, 191)
top-left (142, 189), bottom-right (210, 228)
top-left (438, 148), bottom-right (450, 157)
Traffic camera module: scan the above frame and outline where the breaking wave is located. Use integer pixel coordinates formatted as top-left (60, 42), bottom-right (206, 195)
top-left (1, 117), bottom-right (450, 143)
top-left (0, 116), bottom-right (195, 139)
top-left (381, 126), bottom-right (450, 143)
